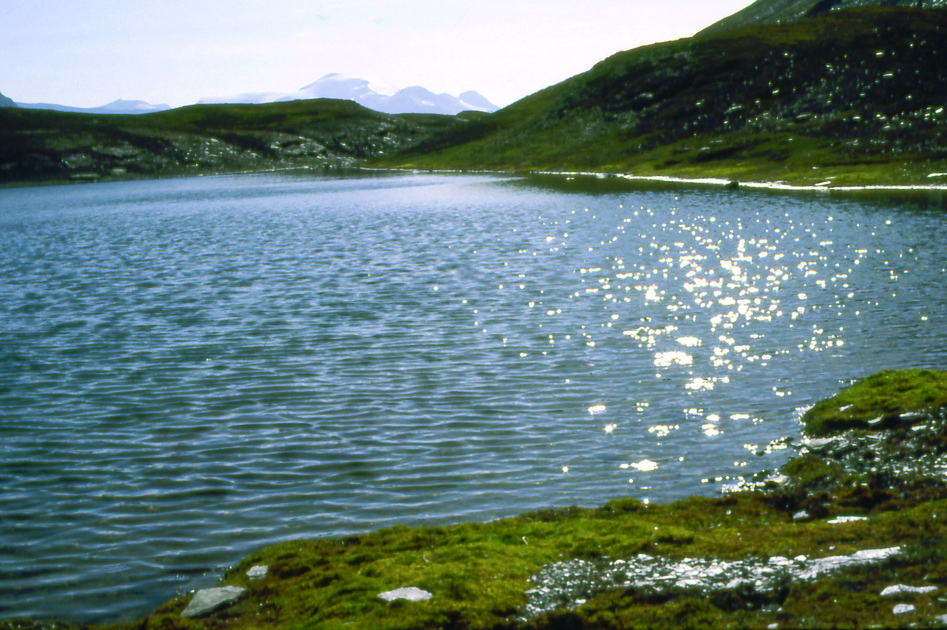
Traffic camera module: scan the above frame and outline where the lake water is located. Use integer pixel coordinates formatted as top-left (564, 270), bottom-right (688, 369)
top-left (2, 171), bottom-right (946, 623)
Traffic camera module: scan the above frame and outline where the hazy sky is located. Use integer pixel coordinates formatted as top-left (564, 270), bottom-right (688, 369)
top-left (1, 0), bottom-right (756, 109)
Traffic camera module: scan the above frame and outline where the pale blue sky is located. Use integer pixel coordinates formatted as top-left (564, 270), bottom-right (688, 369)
top-left (1, 0), bottom-right (755, 108)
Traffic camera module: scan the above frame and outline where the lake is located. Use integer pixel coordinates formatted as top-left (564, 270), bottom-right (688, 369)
top-left (1, 171), bottom-right (946, 623)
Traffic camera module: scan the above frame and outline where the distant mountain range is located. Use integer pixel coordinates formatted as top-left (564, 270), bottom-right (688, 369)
top-left (199, 73), bottom-right (499, 116)
top-left (2, 73), bottom-right (497, 117)
top-left (12, 99), bottom-right (171, 115)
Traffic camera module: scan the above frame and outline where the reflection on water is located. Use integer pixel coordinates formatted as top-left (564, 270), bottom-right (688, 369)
top-left (1, 171), bottom-right (946, 623)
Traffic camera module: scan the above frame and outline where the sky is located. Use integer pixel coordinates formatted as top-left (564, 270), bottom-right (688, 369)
top-left (0, 0), bottom-right (756, 109)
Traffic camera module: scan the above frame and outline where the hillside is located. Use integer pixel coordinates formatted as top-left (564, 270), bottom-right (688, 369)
top-left (375, 7), bottom-right (947, 187)
top-left (0, 99), bottom-right (461, 185)
top-left (698, 0), bottom-right (947, 37)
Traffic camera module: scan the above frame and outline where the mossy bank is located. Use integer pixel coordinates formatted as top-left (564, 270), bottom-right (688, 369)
top-left (4, 369), bottom-right (947, 630)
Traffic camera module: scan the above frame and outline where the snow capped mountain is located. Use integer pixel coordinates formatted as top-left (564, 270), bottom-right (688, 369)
top-left (201, 73), bottom-right (499, 116)
top-left (198, 91), bottom-right (293, 105)
top-left (95, 99), bottom-right (171, 114)
top-left (295, 73), bottom-right (400, 101)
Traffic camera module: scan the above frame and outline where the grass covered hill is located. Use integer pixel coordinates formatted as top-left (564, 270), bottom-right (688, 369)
top-left (0, 98), bottom-right (463, 185)
top-left (696, 0), bottom-right (947, 37)
top-left (375, 7), bottom-right (947, 187)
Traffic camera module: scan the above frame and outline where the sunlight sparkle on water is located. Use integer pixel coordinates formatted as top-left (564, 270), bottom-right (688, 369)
top-left (654, 351), bottom-right (693, 367)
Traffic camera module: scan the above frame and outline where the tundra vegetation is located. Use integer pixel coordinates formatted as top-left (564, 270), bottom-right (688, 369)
top-left (4, 369), bottom-right (947, 629)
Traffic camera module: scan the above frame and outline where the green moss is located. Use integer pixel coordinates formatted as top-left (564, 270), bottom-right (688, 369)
top-left (108, 490), bottom-right (947, 629)
top-left (802, 369), bottom-right (947, 437)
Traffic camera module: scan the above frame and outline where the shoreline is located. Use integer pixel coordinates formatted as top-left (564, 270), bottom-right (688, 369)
top-left (4, 370), bottom-right (947, 630)
top-left (366, 166), bottom-right (947, 205)
top-left (7, 164), bottom-right (947, 197)
top-left (486, 168), bottom-right (947, 194)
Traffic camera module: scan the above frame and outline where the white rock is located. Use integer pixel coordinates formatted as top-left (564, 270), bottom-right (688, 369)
top-left (247, 564), bottom-right (268, 579)
top-left (795, 547), bottom-right (900, 580)
top-left (892, 603), bottom-right (916, 614)
top-left (827, 516), bottom-right (867, 524)
top-left (853, 547), bottom-right (901, 562)
top-left (181, 586), bottom-right (246, 617)
top-left (881, 584), bottom-right (937, 596)
top-left (379, 586), bottom-right (433, 602)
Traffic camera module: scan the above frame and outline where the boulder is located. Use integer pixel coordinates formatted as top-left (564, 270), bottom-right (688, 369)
top-left (181, 586), bottom-right (246, 617)
top-left (378, 587), bottom-right (433, 602)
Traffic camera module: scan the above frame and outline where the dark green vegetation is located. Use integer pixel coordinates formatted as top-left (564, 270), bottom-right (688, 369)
top-left (376, 7), bottom-right (947, 187)
top-left (5, 370), bottom-right (947, 630)
top-left (0, 99), bottom-right (462, 185)
top-left (696, 0), bottom-right (947, 38)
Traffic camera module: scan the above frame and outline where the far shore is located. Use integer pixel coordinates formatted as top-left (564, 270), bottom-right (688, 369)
top-left (7, 165), bottom-right (947, 201)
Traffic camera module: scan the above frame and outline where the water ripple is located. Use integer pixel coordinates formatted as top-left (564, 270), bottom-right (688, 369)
top-left (2, 173), bottom-right (947, 622)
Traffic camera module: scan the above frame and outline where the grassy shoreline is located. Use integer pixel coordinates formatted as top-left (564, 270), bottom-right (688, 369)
top-left (5, 370), bottom-right (947, 630)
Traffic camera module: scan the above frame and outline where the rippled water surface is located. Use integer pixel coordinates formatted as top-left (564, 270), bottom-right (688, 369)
top-left (2, 172), bottom-right (946, 622)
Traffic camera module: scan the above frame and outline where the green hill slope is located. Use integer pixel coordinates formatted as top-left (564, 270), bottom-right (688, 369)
top-left (696, 0), bottom-right (947, 37)
top-left (376, 7), bottom-right (947, 187)
top-left (0, 98), bottom-right (460, 184)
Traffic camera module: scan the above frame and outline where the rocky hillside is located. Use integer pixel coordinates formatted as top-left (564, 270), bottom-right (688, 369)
top-left (0, 99), bottom-right (463, 185)
top-left (377, 6), bottom-right (947, 187)
top-left (698, 0), bottom-right (947, 36)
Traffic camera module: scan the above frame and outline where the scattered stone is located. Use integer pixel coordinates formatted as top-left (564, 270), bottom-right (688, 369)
top-left (247, 564), bottom-right (268, 579)
top-left (523, 547), bottom-right (901, 620)
top-left (880, 584), bottom-right (937, 596)
top-left (181, 586), bottom-right (246, 617)
top-left (378, 587), bottom-right (433, 602)
top-left (827, 516), bottom-right (867, 524)
top-left (892, 603), bottom-right (916, 614)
